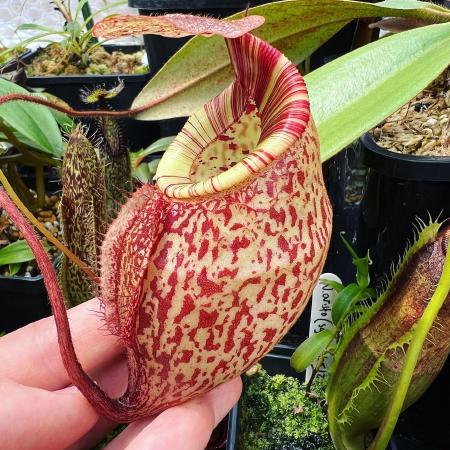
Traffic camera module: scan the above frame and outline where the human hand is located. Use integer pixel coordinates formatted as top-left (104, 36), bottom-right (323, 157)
top-left (0, 298), bottom-right (242, 450)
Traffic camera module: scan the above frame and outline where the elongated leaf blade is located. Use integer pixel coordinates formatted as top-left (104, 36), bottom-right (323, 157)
top-left (130, 136), bottom-right (175, 167)
top-left (306, 21), bottom-right (450, 161)
top-left (0, 239), bottom-right (48, 265)
top-left (321, 278), bottom-right (345, 293)
top-left (16, 23), bottom-right (62, 34)
top-left (0, 79), bottom-right (63, 156)
top-left (131, 0), bottom-right (449, 120)
top-left (8, 263), bottom-right (21, 276)
top-left (331, 283), bottom-right (365, 325)
top-left (75, 0), bottom-right (91, 22)
top-left (291, 329), bottom-right (335, 372)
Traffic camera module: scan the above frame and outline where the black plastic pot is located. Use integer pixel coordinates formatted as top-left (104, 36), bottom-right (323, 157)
top-left (13, 45), bottom-right (157, 151)
top-left (0, 170), bottom-right (59, 333)
top-left (0, 272), bottom-right (51, 333)
top-left (360, 132), bottom-right (450, 282)
top-left (22, 45), bottom-right (148, 108)
top-left (322, 144), bottom-right (368, 283)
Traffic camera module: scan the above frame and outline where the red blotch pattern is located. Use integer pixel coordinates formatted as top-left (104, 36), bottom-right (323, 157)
top-left (100, 118), bottom-right (331, 416)
top-left (97, 33), bottom-right (332, 420)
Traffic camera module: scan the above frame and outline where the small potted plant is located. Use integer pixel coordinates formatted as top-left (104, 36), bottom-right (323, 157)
top-left (3, 0), bottom-right (157, 150)
top-left (287, 228), bottom-right (450, 449)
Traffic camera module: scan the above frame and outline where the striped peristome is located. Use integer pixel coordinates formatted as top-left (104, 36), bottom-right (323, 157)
top-left (156, 34), bottom-right (311, 199)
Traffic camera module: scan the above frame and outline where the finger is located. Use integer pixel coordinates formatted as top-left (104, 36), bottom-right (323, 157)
top-left (67, 355), bottom-right (129, 450)
top-left (0, 298), bottom-right (124, 390)
top-left (0, 378), bottom-right (99, 450)
top-left (106, 377), bottom-right (242, 450)
top-left (0, 355), bottom-right (129, 450)
top-left (67, 417), bottom-right (117, 450)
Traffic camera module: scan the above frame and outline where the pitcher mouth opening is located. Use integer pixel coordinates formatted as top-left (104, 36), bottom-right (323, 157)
top-left (155, 92), bottom-right (309, 200)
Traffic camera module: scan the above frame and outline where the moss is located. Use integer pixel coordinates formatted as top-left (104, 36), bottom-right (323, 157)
top-left (26, 43), bottom-right (148, 76)
top-left (239, 367), bottom-right (333, 450)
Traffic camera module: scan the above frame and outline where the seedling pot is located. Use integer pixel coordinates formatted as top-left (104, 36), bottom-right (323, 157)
top-left (12, 45), bottom-right (157, 151)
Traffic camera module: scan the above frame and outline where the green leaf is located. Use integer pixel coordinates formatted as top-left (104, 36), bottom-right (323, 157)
top-left (290, 329), bottom-right (335, 373)
top-left (66, 21), bottom-right (83, 39)
top-left (339, 233), bottom-right (372, 288)
top-left (74, 0), bottom-right (91, 23)
top-left (131, 0), bottom-right (450, 120)
top-left (331, 283), bottom-right (365, 325)
top-left (131, 136), bottom-right (173, 183)
top-left (131, 136), bottom-right (175, 166)
top-left (0, 239), bottom-right (49, 266)
top-left (50, 110), bottom-right (75, 134)
top-left (339, 232), bottom-right (359, 260)
top-left (321, 278), bottom-right (345, 293)
top-left (8, 263), bottom-right (21, 276)
top-left (306, 21), bottom-right (450, 161)
top-left (14, 32), bottom-right (64, 48)
top-left (133, 163), bottom-right (152, 184)
top-left (16, 23), bottom-right (62, 34)
top-left (0, 79), bottom-right (63, 157)
top-left (354, 253), bottom-right (372, 288)
top-left (38, 93), bottom-right (75, 134)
